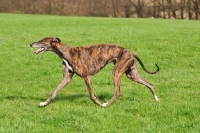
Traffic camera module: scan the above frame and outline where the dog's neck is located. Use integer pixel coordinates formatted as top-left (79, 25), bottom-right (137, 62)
top-left (51, 42), bottom-right (73, 59)
top-left (51, 42), bottom-right (75, 71)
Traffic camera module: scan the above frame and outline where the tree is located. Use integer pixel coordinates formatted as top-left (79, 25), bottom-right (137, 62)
top-left (180, 0), bottom-right (186, 19)
top-left (134, 0), bottom-right (145, 18)
top-left (193, 0), bottom-right (199, 20)
top-left (153, 0), bottom-right (157, 18)
top-left (111, 0), bottom-right (119, 17)
top-left (161, 0), bottom-right (166, 18)
top-left (123, 0), bottom-right (133, 18)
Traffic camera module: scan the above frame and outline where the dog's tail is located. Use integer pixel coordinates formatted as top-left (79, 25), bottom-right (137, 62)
top-left (134, 55), bottom-right (159, 74)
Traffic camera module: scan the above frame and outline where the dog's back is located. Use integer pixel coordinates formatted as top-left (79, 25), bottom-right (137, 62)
top-left (67, 44), bottom-right (134, 76)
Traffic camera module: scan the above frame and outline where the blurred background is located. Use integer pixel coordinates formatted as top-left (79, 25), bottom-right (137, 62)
top-left (0, 0), bottom-right (199, 20)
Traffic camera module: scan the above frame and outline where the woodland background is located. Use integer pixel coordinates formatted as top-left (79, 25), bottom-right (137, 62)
top-left (0, 0), bottom-right (199, 20)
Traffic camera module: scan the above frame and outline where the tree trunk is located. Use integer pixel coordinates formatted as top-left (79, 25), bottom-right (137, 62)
top-left (162, 0), bottom-right (165, 18)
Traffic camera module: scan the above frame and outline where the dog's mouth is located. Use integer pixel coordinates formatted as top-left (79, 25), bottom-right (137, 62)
top-left (34, 47), bottom-right (45, 54)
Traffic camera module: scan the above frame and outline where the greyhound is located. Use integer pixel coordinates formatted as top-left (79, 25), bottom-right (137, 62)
top-left (30, 37), bottom-right (160, 107)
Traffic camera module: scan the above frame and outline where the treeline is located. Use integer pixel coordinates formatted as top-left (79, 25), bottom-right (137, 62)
top-left (0, 0), bottom-right (199, 20)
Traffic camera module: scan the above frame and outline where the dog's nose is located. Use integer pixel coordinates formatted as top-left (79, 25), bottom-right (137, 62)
top-left (30, 43), bottom-right (32, 47)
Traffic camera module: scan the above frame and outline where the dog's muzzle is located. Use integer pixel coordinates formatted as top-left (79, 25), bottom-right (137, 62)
top-left (30, 43), bottom-right (46, 54)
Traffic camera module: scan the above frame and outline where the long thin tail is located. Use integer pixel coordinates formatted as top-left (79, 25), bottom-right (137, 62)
top-left (134, 55), bottom-right (159, 74)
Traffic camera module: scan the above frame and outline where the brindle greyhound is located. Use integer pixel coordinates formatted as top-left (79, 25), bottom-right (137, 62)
top-left (30, 37), bottom-right (160, 107)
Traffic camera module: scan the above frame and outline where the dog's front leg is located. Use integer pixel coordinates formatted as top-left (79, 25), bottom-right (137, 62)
top-left (83, 76), bottom-right (102, 106)
top-left (39, 67), bottom-right (74, 107)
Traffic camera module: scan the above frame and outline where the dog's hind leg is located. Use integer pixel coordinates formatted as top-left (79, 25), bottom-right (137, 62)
top-left (39, 65), bottom-right (74, 107)
top-left (125, 62), bottom-right (160, 102)
top-left (84, 76), bottom-right (102, 106)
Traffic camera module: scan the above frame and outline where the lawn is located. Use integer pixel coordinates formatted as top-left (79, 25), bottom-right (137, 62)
top-left (0, 13), bottom-right (200, 133)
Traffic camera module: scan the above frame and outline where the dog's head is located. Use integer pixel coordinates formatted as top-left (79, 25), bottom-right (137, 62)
top-left (30, 37), bottom-right (61, 54)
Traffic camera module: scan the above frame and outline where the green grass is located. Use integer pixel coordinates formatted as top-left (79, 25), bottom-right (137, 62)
top-left (0, 13), bottom-right (200, 132)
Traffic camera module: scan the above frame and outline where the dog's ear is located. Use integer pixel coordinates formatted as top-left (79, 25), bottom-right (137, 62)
top-left (51, 38), bottom-right (61, 43)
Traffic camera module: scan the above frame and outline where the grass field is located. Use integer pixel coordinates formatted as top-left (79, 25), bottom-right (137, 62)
top-left (0, 13), bottom-right (200, 133)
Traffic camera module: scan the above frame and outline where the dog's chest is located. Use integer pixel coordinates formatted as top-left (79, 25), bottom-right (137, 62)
top-left (62, 58), bottom-right (73, 72)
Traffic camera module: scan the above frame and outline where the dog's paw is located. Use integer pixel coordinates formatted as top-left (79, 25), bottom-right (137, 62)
top-left (156, 98), bottom-right (160, 102)
top-left (39, 102), bottom-right (47, 107)
top-left (154, 96), bottom-right (160, 102)
top-left (102, 102), bottom-right (108, 107)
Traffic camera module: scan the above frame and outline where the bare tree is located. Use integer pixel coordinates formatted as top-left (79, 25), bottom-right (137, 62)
top-left (179, 0), bottom-right (186, 19)
top-left (165, 0), bottom-right (176, 18)
top-left (87, 0), bottom-right (92, 16)
top-left (75, 0), bottom-right (84, 16)
top-left (187, 0), bottom-right (192, 19)
top-left (46, 0), bottom-right (53, 14)
top-left (153, 0), bottom-right (162, 18)
top-left (161, 0), bottom-right (166, 18)
top-left (193, 0), bottom-right (199, 20)
top-left (131, 0), bottom-right (147, 18)
top-left (83, 0), bottom-right (109, 17)
top-left (153, 0), bottom-right (157, 18)
top-left (0, 1), bottom-right (11, 12)
top-left (111, 0), bottom-right (119, 17)
top-left (63, 0), bottom-right (74, 16)
top-left (100, 0), bottom-right (109, 17)
top-left (122, 0), bottom-right (132, 18)
top-left (58, 0), bottom-right (66, 15)
top-left (172, 0), bottom-right (177, 19)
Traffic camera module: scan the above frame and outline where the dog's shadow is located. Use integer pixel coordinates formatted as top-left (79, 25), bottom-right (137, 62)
top-left (5, 94), bottom-right (88, 103)
top-left (5, 93), bottom-right (112, 105)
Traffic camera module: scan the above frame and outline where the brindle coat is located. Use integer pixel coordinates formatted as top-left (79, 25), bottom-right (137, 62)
top-left (30, 37), bottom-right (160, 107)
